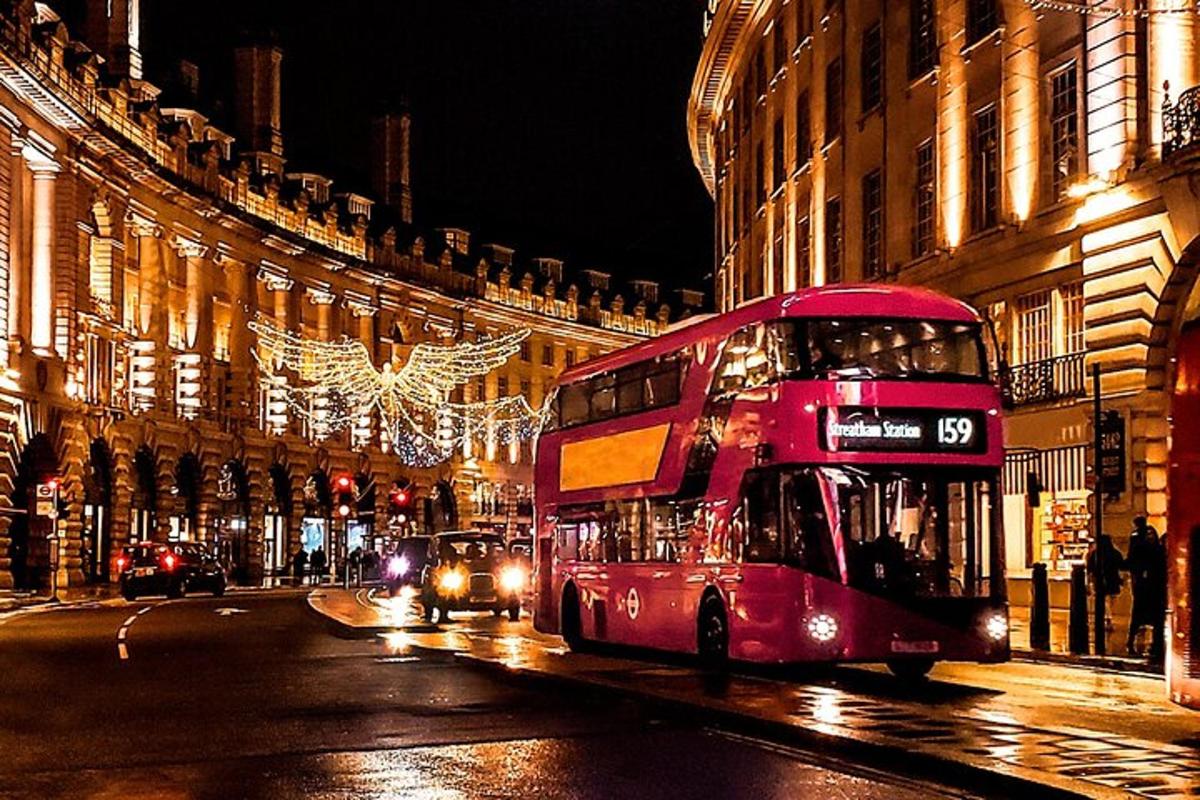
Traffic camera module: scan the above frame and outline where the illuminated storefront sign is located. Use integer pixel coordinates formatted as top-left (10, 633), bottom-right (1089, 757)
top-left (820, 408), bottom-right (985, 454)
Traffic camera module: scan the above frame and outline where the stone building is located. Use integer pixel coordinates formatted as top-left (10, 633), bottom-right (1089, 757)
top-left (0, 0), bottom-right (688, 591)
top-left (690, 0), bottom-right (1200, 605)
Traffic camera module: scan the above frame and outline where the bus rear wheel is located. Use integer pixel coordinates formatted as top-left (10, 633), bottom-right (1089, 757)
top-left (887, 658), bottom-right (934, 681)
top-left (697, 597), bottom-right (729, 672)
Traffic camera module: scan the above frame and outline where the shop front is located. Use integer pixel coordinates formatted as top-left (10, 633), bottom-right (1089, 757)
top-left (81, 439), bottom-right (113, 582)
top-left (129, 446), bottom-right (157, 545)
top-left (214, 460), bottom-right (251, 583)
top-left (263, 464), bottom-right (292, 575)
top-left (171, 454), bottom-right (201, 543)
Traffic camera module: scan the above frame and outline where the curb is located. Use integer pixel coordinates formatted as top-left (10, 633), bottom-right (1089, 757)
top-left (449, 651), bottom-right (1112, 800)
top-left (1012, 648), bottom-right (1163, 679)
top-left (304, 588), bottom-right (402, 637)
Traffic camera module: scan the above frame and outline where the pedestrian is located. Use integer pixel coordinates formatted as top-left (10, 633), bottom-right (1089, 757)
top-left (311, 546), bottom-right (327, 585)
top-left (1125, 524), bottom-right (1155, 654)
top-left (79, 538), bottom-right (93, 583)
top-left (1087, 533), bottom-right (1125, 634)
top-left (292, 547), bottom-right (308, 586)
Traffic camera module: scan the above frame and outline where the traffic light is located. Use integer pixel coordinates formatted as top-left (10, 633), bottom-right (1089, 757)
top-left (334, 473), bottom-right (355, 519)
top-left (388, 480), bottom-right (413, 525)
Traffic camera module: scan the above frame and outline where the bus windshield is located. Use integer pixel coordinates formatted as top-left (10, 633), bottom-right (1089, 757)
top-left (738, 466), bottom-right (998, 599)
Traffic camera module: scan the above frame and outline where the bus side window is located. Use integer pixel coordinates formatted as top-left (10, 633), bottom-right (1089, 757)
top-left (742, 471), bottom-right (782, 563)
top-left (557, 523), bottom-right (579, 562)
top-left (782, 471), bottom-right (838, 579)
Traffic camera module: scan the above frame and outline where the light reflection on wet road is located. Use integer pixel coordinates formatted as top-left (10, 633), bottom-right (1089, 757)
top-left (0, 593), bottom-right (967, 800)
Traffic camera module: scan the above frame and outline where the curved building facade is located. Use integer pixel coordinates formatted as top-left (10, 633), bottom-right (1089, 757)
top-left (0, 0), bottom-right (688, 593)
top-left (690, 0), bottom-right (1200, 603)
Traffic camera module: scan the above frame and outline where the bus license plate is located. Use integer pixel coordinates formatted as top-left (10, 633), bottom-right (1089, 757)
top-left (891, 640), bottom-right (939, 654)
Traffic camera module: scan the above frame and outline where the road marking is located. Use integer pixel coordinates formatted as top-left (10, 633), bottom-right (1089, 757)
top-left (116, 603), bottom-right (161, 661)
top-left (214, 607), bottom-right (248, 616)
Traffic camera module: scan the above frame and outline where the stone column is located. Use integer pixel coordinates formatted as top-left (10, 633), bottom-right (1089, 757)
top-left (26, 151), bottom-right (58, 354)
top-left (128, 212), bottom-right (168, 409)
top-left (6, 134), bottom-right (24, 358)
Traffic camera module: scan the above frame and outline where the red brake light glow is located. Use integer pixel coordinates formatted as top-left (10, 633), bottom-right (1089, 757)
top-left (162, 552), bottom-right (177, 571)
top-left (116, 556), bottom-right (126, 571)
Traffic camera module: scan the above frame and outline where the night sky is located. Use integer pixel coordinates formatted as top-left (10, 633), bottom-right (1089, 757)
top-left (128, 1), bottom-right (713, 300)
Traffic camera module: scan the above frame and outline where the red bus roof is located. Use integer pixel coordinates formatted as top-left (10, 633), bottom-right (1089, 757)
top-left (559, 284), bottom-right (982, 383)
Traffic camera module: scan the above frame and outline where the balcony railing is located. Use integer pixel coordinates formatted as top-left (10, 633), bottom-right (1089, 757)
top-left (1001, 352), bottom-right (1086, 408)
top-left (1164, 84), bottom-right (1200, 158)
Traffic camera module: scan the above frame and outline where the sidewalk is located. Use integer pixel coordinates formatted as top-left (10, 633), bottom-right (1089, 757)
top-left (310, 587), bottom-right (1200, 800)
top-left (0, 577), bottom-right (309, 615)
top-left (1009, 605), bottom-right (1164, 677)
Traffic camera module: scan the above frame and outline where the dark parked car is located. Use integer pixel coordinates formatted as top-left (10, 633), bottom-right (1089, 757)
top-left (117, 543), bottom-right (227, 601)
top-left (383, 535), bottom-right (431, 595)
top-left (421, 531), bottom-right (527, 622)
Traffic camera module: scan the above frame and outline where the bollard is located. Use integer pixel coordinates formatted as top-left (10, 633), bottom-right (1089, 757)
top-left (1030, 562), bottom-right (1051, 651)
top-left (1069, 564), bottom-right (1089, 654)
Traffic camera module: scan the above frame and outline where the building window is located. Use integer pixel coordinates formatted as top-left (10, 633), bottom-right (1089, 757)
top-left (797, 0), bottom-right (811, 44)
top-left (565, 349), bottom-right (576, 368)
top-left (1050, 62), bottom-right (1079, 200)
top-left (862, 170), bottom-right (883, 279)
top-left (824, 58), bottom-right (843, 145)
top-left (825, 197), bottom-right (842, 283)
top-left (796, 214), bottom-right (811, 287)
top-left (519, 339), bottom-right (531, 362)
top-left (861, 23), bottom-right (883, 114)
top-left (498, 376), bottom-right (509, 397)
top-left (1061, 282), bottom-right (1085, 354)
top-left (909, 0), bottom-right (937, 79)
top-left (1016, 290), bottom-right (1053, 365)
top-left (966, 0), bottom-right (1000, 47)
top-left (913, 139), bottom-right (936, 258)
top-left (772, 16), bottom-right (786, 76)
top-left (520, 379), bottom-right (531, 400)
top-left (971, 104), bottom-right (1000, 232)
top-left (756, 141), bottom-right (766, 209)
top-left (755, 46), bottom-right (767, 99)
top-left (772, 116), bottom-right (785, 193)
top-left (796, 91), bottom-right (811, 166)
top-left (542, 343), bottom-right (554, 366)
top-left (741, 75), bottom-right (752, 134)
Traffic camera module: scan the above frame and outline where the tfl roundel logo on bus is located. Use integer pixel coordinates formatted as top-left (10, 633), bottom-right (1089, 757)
top-left (626, 588), bottom-right (641, 620)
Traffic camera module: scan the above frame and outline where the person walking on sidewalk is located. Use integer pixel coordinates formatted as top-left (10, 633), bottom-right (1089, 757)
top-left (292, 547), bottom-right (308, 586)
top-left (1087, 533), bottom-right (1125, 633)
top-left (310, 547), bottom-right (327, 585)
top-left (1126, 524), bottom-right (1156, 655)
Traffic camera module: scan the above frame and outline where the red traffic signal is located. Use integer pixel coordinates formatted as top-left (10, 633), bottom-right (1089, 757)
top-left (334, 473), bottom-right (355, 519)
top-left (334, 474), bottom-right (353, 492)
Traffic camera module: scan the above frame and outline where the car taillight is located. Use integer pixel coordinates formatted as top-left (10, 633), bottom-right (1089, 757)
top-left (162, 553), bottom-right (177, 571)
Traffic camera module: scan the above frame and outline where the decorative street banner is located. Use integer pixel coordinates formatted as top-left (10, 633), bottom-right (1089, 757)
top-left (1099, 410), bottom-right (1126, 497)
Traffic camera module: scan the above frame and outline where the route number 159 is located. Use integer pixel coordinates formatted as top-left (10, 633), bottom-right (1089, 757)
top-left (936, 416), bottom-right (975, 447)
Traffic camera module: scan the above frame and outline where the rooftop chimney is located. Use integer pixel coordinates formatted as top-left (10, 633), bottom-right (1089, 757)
top-left (233, 39), bottom-right (284, 176)
top-left (370, 111), bottom-right (413, 224)
top-left (81, 0), bottom-right (142, 80)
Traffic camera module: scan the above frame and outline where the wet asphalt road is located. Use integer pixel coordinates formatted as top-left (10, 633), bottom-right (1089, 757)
top-left (0, 592), bottom-right (970, 799)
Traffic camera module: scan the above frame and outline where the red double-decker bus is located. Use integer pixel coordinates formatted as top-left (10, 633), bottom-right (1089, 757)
top-left (532, 286), bottom-right (1009, 678)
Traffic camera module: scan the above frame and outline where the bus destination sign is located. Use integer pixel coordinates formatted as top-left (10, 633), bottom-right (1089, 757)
top-left (820, 407), bottom-right (986, 454)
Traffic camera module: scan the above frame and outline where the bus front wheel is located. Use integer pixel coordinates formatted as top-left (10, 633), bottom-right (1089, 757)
top-left (697, 596), bottom-right (729, 671)
top-left (887, 658), bottom-right (934, 681)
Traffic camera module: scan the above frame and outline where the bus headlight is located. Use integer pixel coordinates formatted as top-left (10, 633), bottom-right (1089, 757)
top-left (439, 569), bottom-right (466, 594)
top-left (984, 612), bottom-right (1008, 642)
top-left (500, 565), bottom-right (527, 593)
top-left (807, 613), bottom-right (839, 643)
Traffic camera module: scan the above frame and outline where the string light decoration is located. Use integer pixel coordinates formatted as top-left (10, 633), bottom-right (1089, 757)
top-left (1023, 0), bottom-right (1200, 18)
top-left (248, 315), bottom-right (546, 466)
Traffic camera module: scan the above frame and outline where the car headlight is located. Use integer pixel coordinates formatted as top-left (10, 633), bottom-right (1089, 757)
top-left (500, 565), bottom-right (527, 593)
top-left (386, 555), bottom-right (410, 579)
top-left (439, 569), bottom-right (466, 593)
top-left (984, 612), bottom-right (1008, 642)
top-left (807, 613), bottom-right (838, 643)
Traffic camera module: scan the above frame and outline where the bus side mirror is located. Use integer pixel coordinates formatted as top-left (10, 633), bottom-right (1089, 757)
top-left (1026, 471), bottom-right (1042, 509)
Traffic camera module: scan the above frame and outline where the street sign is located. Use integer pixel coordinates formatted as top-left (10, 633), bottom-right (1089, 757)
top-left (34, 482), bottom-right (57, 519)
top-left (1099, 410), bottom-right (1126, 497)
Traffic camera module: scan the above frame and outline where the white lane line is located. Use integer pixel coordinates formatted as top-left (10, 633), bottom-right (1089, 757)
top-left (116, 603), bottom-right (160, 661)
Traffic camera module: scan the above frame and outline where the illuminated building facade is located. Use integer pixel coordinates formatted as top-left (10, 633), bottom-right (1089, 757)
top-left (690, 0), bottom-right (1200, 604)
top-left (0, 0), bottom-right (686, 591)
